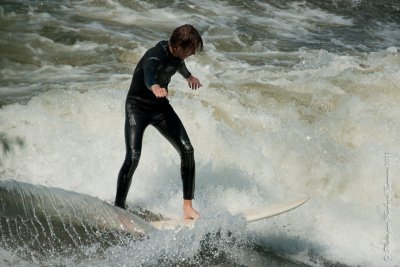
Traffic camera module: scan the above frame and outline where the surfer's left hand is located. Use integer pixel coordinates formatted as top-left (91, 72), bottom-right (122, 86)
top-left (186, 75), bottom-right (202, 90)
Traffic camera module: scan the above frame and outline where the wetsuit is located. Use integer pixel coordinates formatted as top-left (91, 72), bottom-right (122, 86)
top-left (115, 40), bottom-right (195, 209)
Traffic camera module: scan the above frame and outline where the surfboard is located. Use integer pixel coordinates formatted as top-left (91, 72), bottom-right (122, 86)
top-left (239, 196), bottom-right (310, 222)
top-left (150, 196), bottom-right (310, 230)
top-left (0, 179), bottom-right (311, 262)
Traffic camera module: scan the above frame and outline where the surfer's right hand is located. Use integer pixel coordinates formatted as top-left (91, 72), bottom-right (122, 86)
top-left (151, 84), bottom-right (168, 98)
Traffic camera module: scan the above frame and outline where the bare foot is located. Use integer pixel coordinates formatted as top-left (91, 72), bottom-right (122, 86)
top-left (183, 200), bottom-right (200, 220)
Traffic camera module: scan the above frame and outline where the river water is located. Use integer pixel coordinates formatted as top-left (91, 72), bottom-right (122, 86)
top-left (0, 0), bottom-right (399, 266)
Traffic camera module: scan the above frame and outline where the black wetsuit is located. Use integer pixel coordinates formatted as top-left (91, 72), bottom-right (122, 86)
top-left (115, 41), bottom-right (195, 209)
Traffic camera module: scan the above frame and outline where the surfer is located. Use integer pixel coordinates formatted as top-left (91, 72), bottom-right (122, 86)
top-left (115, 24), bottom-right (203, 220)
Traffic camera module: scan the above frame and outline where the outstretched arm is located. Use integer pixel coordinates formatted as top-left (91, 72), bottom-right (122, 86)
top-left (178, 62), bottom-right (202, 90)
top-left (186, 75), bottom-right (202, 90)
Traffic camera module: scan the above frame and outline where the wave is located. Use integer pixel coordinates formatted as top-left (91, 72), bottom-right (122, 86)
top-left (0, 179), bottom-right (154, 261)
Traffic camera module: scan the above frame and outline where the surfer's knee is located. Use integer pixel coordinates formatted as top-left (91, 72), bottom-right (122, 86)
top-left (180, 142), bottom-right (194, 167)
top-left (130, 150), bottom-right (141, 167)
top-left (180, 140), bottom-right (194, 156)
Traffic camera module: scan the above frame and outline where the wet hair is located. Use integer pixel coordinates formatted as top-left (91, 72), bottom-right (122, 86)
top-left (169, 24), bottom-right (203, 52)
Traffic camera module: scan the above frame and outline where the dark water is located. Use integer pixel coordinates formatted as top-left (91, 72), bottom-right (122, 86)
top-left (1, 1), bottom-right (399, 266)
top-left (1, 0), bottom-right (399, 106)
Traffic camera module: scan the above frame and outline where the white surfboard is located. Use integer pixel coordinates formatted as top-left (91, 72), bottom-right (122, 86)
top-left (239, 196), bottom-right (310, 222)
top-left (150, 196), bottom-right (310, 230)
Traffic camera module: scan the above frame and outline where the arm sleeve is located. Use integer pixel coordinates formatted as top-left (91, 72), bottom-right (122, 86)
top-left (178, 61), bottom-right (192, 79)
top-left (143, 56), bottom-right (161, 90)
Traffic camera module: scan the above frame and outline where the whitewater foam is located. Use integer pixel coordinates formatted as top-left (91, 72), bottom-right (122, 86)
top-left (1, 0), bottom-right (399, 266)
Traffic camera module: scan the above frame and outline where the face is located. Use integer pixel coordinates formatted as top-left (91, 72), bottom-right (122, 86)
top-left (172, 46), bottom-right (195, 60)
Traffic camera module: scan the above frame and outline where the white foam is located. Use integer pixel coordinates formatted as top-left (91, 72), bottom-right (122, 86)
top-left (2, 50), bottom-right (400, 267)
top-left (1, 1), bottom-right (400, 266)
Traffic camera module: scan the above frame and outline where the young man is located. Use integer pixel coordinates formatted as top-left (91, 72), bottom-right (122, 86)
top-left (115, 24), bottom-right (203, 220)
